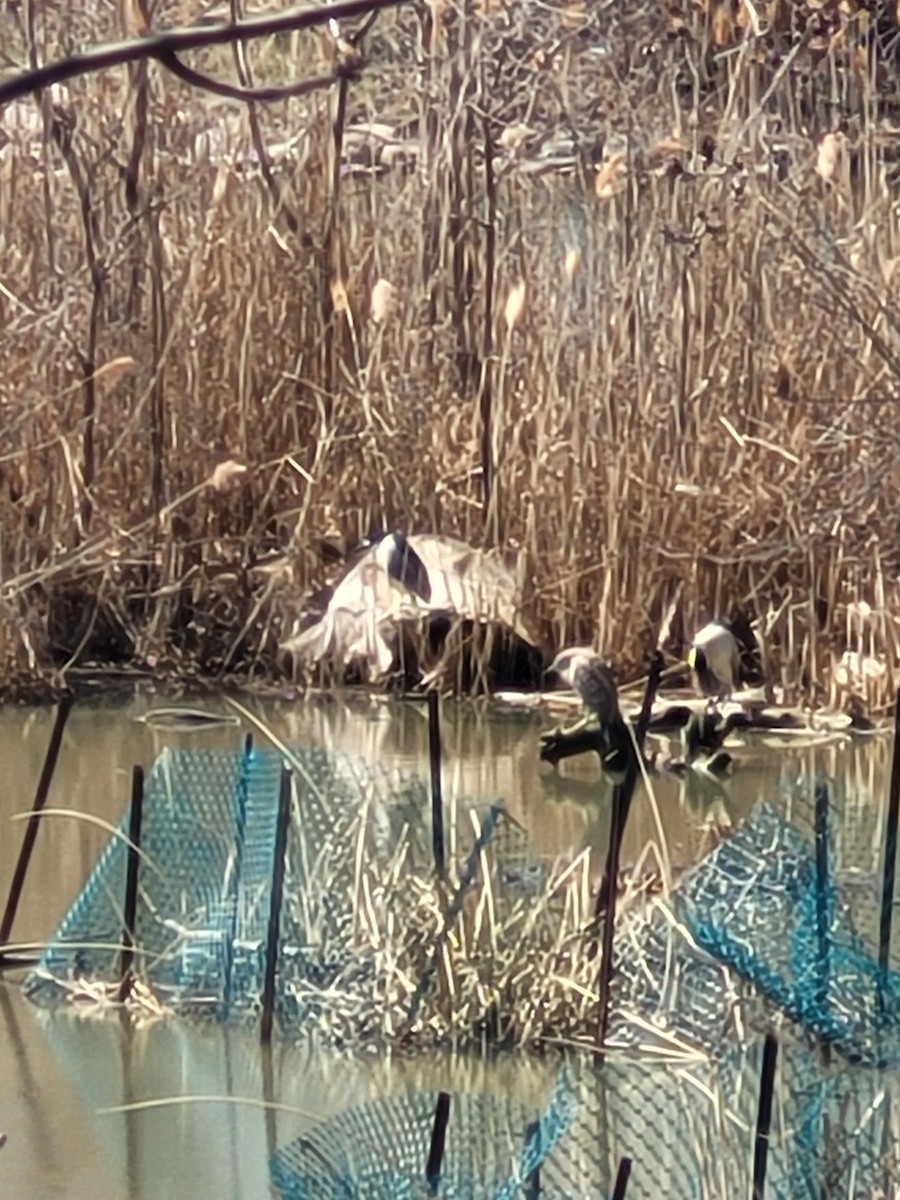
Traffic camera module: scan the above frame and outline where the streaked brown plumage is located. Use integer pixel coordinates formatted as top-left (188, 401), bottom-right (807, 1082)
top-left (544, 648), bottom-right (621, 722)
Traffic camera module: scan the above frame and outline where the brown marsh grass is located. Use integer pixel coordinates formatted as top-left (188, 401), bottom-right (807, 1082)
top-left (2, 1), bottom-right (900, 705)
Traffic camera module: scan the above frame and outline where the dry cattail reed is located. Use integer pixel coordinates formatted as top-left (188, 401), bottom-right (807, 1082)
top-left (504, 281), bottom-right (527, 332)
top-left (330, 278), bottom-right (351, 315)
top-left (208, 460), bottom-right (249, 492)
top-left (564, 248), bottom-right (581, 281)
top-left (594, 153), bottom-right (626, 200)
top-left (0, 2), bottom-right (898, 705)
top-left (499, 123), bottom-right (533, 152)
top-left (369, 278), bottom-right (396, 324)
top-left (92, 356), bottom-right (136, 393)
top-left (815, 132), bottom-right (844, 183)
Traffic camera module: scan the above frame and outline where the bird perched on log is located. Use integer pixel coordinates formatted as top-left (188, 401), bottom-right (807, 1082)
top-left (542, 648), bottom-right (633, 773)
top-left (544, 647), bottom-right (621, 723)
top-left (688, 620), bottom-right (743, 701)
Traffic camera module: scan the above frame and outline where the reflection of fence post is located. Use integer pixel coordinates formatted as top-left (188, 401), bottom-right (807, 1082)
top-left (595, 651), bottom-right (663, 1060)
top-left (595, 783), bottom-right (628, 1060)
top-left (813, 782), bottom-right (832, 1066)
top-left (752, 1033), bottom-right (779, 1200)
top-left (0, 691), bottom-right (74, 949)
top-left (117, 766), bottom-right (145, 1001)
top-left (523, 1119), bottom-right (540, 1199)
top-left (425, 1091), bottom-right (451, 1194)
top-left (401, 805), bottom-right (503, 1038)
top-left (260, 1039), bottom-right (278, 1173)
top-left (223, 733), bottom-right (253, 1017)
top-left (879, 691), bottom-right (900, 988)
top-left (260, 766), bottom-right (292, 1044)
top-left (427, 689), bottom-right (445, 880)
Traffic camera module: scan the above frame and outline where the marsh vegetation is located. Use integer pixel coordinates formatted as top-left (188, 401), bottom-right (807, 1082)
top-left (2, 1), bottom-right (900, 707)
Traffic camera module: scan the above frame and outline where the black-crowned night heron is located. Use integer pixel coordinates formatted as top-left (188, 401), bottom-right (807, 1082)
top-left (544, 647), bottom-right (622, 723)
top-left (543, 647), bottom-right (633, 773)
top-left (279, 532), bottom-right (431, 683)
top-left (367, 532), bottom-right (432, 604)
top-left (688, 620), bottom-right (742, 701)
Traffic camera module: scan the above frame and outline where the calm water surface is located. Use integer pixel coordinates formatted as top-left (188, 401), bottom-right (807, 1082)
top-left (0, 687), bottom-right (895, 1198)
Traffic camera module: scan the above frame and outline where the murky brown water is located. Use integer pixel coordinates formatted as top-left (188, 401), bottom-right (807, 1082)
top-left (0, 687), bottom-right (895, 1198)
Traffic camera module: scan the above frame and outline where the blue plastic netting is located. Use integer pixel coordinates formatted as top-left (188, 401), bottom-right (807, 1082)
top-left (680, 802), bottom-right (900, 1067)
top-left (271, 1069), bottom-right (578, 1200)
top-left (25, 744), bottom-right (434, 1020)
top-left (21, 743), bottom-right (900, 1198)
top-left (268, 1041), bottom-right (900, 1199)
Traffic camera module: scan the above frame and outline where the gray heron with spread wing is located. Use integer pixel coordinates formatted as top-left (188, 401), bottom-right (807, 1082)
top-left (368, 531), bottom-right (432, 604)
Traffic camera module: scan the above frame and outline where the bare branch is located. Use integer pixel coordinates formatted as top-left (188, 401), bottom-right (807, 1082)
top-left (157, 51), bottom-right (341, 104)
top-left (0, 0), bottom-right (404, 104)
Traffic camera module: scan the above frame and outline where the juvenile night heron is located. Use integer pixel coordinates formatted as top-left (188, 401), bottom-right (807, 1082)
top-left (544, 648), bottom-right (622, 723)
top-left (543, 647), bottom-right (632, 773)
top-left (688, 620), bottom-right (742, 701)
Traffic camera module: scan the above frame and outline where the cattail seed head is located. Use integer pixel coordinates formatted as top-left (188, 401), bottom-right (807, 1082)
top-left (504, 280), bottom-right (527, 331)
top-left (370, 278), bottom-right (396, 324)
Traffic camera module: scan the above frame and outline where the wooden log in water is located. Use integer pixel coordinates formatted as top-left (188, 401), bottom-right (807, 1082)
top-left (538, 721), bottom-right (609, 766)
top-left (136, 706), bottom-right (241, 730)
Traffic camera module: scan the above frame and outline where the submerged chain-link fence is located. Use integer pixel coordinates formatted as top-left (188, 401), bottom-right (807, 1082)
top-left (267, 1044), bottom-right (900, 1199)
top-left (21, 738), bottom-right (900, 1198)
top-left (25, 743), bottom-right (437, 1020)
top-left (271, 1071), bottom-right (578, 1200)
